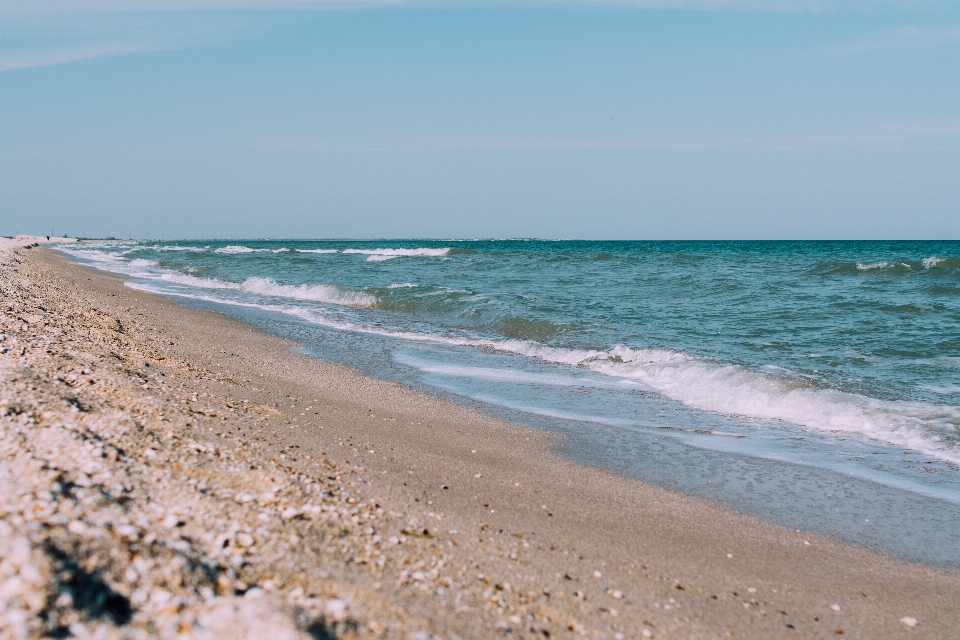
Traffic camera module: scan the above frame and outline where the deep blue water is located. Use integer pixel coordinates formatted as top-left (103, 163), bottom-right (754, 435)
top-left (59, 240), bottom-right (960, 566)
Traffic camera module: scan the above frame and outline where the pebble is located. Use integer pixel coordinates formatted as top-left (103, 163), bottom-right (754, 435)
top-left (324, 599), bottom-right (347, 622)
top-left (900, 616), bottom-right (918, 628)
top-left (66, 520), bottom-right (86, 535)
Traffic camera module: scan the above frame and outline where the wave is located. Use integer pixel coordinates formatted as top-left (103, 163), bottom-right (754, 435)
top-left (158, 273), bottom-right (240, 290)
top-left (393, 354), bottom-right (650, 391)
top-left (210, 245), bottom-right (292, 254)
top-left (812, 256), bottom-right (960, 275)
top-left (342, 248), bottom-right (450, 262)
top-left (59, 246), bottom-right (374, 307)
top-left (563, 345), bottom-right (960, 462)
top-left (238, 277), bottom-right (374, 307)
top-left (214, 245), bottom-right (262, 254)
top-left (207, 246), bottom-right (450, 260)
top-left (149, 245), bottom-right (209, 252)
top-left (157, 274), bottom-right (373, 306)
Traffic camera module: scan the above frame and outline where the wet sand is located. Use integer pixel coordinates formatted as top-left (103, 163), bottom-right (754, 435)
top-left (2, 243), bottom-right (958, 639)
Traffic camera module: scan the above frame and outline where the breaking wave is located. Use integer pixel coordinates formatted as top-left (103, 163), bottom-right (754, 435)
top-left (342, 248), bottom-right (450, 261)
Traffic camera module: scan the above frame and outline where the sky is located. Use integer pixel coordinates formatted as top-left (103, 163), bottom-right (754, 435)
top-left (1, 1), bottom-right (959, 240)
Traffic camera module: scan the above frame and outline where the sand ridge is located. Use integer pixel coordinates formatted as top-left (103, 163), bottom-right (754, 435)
top-left (1, 244), bottom-right (958, 639)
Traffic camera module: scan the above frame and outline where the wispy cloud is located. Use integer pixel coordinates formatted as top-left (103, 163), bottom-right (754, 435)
top-left (0, 41), bottom-right (155, 72)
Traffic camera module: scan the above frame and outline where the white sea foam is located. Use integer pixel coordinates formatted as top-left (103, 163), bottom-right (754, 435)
top-left (297, 249), bottom-right (339, 254)
top-left (60, 246), bottom-right (374, 307)
top-left (156, 273), bottom-right (373, 306)
top-left (856, 262), bottom-right (892, 271)
top-left (342, 248), bottom-right (450, 262)
top-left (158, 273), bottom-right (240, 290)
top-left (151, 245), bottom-right (208, 252)
top-left (238, 277), bottom-right (374, 307)
top-left (557, 345), bottom-right (960, 463)
top-left (923, 256), bottom-right (945, 268)
top-left (393, 354), bottom-right (651, 391)
top-left (388, 283), bottom-right (418, 288)
top-left (215, 245), bottom-right (266, 254)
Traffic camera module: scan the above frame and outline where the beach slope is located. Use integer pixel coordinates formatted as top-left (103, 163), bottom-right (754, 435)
top-left (1, 244), bottom-right (957, 639)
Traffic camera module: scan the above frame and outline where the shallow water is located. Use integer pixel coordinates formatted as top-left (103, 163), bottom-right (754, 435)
top-left (58, 240), bottom-right (960, 566)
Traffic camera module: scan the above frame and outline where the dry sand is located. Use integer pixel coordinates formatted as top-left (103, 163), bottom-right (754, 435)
top-left (1, 243), bottom-right (958, 639)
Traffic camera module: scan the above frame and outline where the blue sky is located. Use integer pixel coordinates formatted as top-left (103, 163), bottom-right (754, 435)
top-left (1, 1), bottom-right (959, 239)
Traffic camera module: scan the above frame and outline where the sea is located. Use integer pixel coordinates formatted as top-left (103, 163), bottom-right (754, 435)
top-left (57, 240), bottom-right (960, 566)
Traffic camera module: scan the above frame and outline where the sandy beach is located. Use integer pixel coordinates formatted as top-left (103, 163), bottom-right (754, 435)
top-left (2, 242), bottom-right (959, 639)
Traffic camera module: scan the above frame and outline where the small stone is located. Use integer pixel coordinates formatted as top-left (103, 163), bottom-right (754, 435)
top-left (162, 514), bottom-right (181, 529)
top-left (900, 617), bottom-right (918, 628)
top-left (642, 630), bottom-right (653, 638)
top-left (116, 524), bottom-right (139, 540)
top-left (324, 598), bottom-right (347, 622)
top-left (287, 587), bottom-right (304, 602)
top-left (747, 587), bottom-right (757, 594)
top-left (67, 520), bottom-right (87, 535)
top-left (831, 604), bottom-right (841, 612)
top-left (593, 570), bottom-right (602, 578)
top-left (237, 533), bottom-right (254, 548)
top-left (280, 507), bottom-right (300, 519)
top-left (611, 590), bottom-right (623, 599)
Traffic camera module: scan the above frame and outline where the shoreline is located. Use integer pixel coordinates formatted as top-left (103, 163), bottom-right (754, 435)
top-left (2, 244), bottom-right (958, 638)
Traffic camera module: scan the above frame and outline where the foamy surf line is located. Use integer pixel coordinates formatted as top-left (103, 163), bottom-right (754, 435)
top-left (205, 245), bottom-right (451, 260)
top-left (418, 381), bottom-right (960, 507)
top-left (119, 277), bottom-right (960, 467)
top-left (56, 245), bottom-right (375, 308)
top-left (342, 248), bottom-right (450, 261)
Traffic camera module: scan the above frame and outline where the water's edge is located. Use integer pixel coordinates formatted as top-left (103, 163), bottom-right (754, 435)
top-left (180, 296), bottom-right (960, 569)
top-left (53, 242), bottom-right (960, 568)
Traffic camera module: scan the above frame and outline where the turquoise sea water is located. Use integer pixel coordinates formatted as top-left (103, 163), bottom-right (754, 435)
top-left (59, 240), bottom-right (960, 565)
